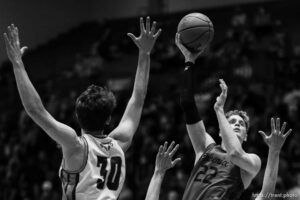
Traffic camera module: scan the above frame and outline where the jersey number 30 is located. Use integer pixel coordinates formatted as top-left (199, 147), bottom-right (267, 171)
top-left (96, 156), bottom-right (122, 191)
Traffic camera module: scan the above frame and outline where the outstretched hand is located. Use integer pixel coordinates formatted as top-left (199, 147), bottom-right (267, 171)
top-left (155, 141), bottom-right (181, 174)
top-left (3, 24), bottom-right (28, 64)
top-left (175, 33), bottom-right (204, 63)
top-left (214, 79), bottom-right (228, 112)
top-left (127, 16), bottom-right (161, 55)
top-left (259, 118), bottom-right (292, 151)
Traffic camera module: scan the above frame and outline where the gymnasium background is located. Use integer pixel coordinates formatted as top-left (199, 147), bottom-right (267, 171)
top-left (1, 0), bottom-right (300, 199)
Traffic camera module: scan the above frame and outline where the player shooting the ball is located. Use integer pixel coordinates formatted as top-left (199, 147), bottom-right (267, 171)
top-left (139, 119), bottom-right (292, 200)
top-left (143, 34), bottom-right (293, 200)
top-left (4, 16), bottom-right (161, 200)
top-left (175, 33), bottom-right (261, 200)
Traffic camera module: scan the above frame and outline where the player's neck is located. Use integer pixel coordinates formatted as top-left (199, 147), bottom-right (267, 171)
top-left (82, 129), bottom-right (106, 138)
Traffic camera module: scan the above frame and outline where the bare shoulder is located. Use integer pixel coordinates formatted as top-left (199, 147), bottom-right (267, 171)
top-left (62, 136), bottom-right (87, 172)
top-left (62, 136), bottom-right (86, 158)
top-left (108, 126), bottom-right (131, 152)
top-left (110, 135), bottom-right (128, 153)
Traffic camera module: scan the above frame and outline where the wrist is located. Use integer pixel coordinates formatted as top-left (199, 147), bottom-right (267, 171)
top-left (269, 148), bottom-right (281, 154)
top-left (139, 50), bottom-right (150, 56)
top-left (214, 107), bottom-right (225, 113)
top-left (154, 169), bottom-right (166, 177)
top-left (185, 58), bottom-right (195, 64)
top-left (12, 59), bottom-right (24, 67)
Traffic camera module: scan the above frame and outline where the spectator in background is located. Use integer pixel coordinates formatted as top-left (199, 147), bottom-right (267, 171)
top-left (40, 180), bottom-right (59, 200)
top-left (166, 190), bottom-right (180, 200)
top-left (254, 7), bottom-right (271, 28)
top-left (231, 7), bottom-right (247, 28)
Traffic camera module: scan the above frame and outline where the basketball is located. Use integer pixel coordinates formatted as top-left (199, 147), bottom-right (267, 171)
top-left (177, 13), bottom-right (214, 52)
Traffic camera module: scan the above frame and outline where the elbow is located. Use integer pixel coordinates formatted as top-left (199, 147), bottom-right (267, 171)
top-left (253, 158), bottom-right (262, 175)
top-left (228, 149), bottom-right (243, 159)
top-left (230, 151), bottom-right (261, 176)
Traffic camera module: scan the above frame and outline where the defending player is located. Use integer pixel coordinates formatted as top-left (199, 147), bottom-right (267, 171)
top-left (4, 17), bottom-right (161, 200)
top-left (175, 33), bottom-right (261, 200)
top-left (145, 141), bottom-right (181, 200)
top-left (255, 118), bottom-right (292, 200)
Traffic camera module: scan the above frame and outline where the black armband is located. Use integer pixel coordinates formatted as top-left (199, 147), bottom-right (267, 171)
top-left (180, 62), bottom-right (201, 124)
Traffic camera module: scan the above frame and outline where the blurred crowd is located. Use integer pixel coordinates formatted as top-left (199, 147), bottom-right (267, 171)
top-left (1, 3), bottom-right (300, 200)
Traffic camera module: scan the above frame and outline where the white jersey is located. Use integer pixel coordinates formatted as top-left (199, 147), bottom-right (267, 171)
top-left (59, 134), bottom-right (126, 200)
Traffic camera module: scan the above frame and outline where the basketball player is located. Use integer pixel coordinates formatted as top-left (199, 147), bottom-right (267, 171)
top-left (145, 141), bottom-right (181, 200)
top-left (141, 120), bottom-right (292, 200)
top-left (175, 33), bottom-right (261, 200)
top-left (4, 17), bottom-right (161, 200)
top-left (255, 118), bottom-right (292, 200)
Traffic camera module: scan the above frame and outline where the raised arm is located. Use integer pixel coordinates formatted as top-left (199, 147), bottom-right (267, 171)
top-left (214, 79), bottom-right (261, 180)
top-left (255, 118), bottom-right (292, 200)
top-left (110, 17), bottom-right (161, 152)
top-left (145, 141), bottom-right (181, 200)
top-left (175, 33), bottom-right (215, 160)
top-left (3, 25), bottom-right (79, 151)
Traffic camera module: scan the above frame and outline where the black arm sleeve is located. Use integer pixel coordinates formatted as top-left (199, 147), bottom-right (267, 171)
top-left (180, 62), bottom-right (201, 124)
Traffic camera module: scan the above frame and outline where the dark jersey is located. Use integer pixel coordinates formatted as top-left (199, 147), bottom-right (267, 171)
top-left (182, 143), bottom-right (244, 200)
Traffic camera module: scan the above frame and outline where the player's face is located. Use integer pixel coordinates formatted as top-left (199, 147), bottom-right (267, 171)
top-left (227, 114), bottom-right (247, 143)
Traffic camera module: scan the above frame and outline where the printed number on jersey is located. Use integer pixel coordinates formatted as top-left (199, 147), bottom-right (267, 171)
top-left (194, 164), bottom-right (218, 184)
top-left (97, 156), bottom-right (122, 191)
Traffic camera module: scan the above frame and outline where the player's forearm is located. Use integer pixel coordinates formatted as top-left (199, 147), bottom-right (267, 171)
top-left (180, 63), bottom-right (200, 124)
top-left (261, 149), bottom-right (280, 196)
top-left (12, 61), bottom-right (45, 115)
top-left (217, 109), bottom-right (261, 176)
top-left (215, 110), bottom-right (242, 154)
top-left (132, 51), bottom-right (150, 104)
top-left (181, 63), bottom-right (194, 101)
top-left (145, 171), bottom-right (165, 200)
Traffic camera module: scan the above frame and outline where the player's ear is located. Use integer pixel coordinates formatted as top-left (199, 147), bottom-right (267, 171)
top-left (75, 112), bottom-right (79, 121)
top-left (105, 116), bottom-right (111, 125)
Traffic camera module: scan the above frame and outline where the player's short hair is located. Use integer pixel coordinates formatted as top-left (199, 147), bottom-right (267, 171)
top-left (75, 85), bottom-right (116, 132)
top-left (225, 110), bottom-right (250, 132)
